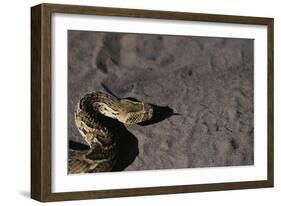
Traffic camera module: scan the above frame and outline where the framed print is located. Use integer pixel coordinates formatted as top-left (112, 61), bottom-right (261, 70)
top-left (31, 3), bottom-right (274, 202)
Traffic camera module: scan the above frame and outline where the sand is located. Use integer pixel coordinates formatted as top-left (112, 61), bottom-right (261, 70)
top-left (68, 30), bottom-right (254, 171)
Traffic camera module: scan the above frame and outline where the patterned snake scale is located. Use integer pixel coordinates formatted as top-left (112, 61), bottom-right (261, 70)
top-left (68, 91), bottom-right (154, 174)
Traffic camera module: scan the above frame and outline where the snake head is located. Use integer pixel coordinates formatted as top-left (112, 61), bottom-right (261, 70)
top-left (117, 99), bottom-right (154, 124)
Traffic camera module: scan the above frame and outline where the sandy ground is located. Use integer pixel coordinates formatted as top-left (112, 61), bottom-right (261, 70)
top-left (68, 30), bottom-right (254, 171)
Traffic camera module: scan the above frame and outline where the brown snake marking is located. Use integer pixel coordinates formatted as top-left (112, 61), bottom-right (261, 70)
top-left (68, 91), bottom-right (154, 174)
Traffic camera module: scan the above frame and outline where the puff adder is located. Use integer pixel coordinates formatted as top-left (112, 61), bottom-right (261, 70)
top-left (68, 91), bottom-right (154, 174)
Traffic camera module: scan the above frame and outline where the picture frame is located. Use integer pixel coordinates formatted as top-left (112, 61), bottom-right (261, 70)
top-left (31, 3), bottom-right (274, 202)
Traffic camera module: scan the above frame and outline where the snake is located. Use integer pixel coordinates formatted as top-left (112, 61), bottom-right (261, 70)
top-left (68, 91), bottom-right (154, 174)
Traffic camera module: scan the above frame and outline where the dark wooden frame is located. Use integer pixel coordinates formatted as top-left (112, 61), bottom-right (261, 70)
top-left (31, 3), bottom-right (274, 202)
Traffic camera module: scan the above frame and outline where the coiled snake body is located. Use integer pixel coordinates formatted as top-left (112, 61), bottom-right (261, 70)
top-left (69, 91), bottom-right (154, 174)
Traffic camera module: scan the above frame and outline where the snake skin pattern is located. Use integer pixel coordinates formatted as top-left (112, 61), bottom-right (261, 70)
top-left (68, 91), bottom-right (154, 174)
